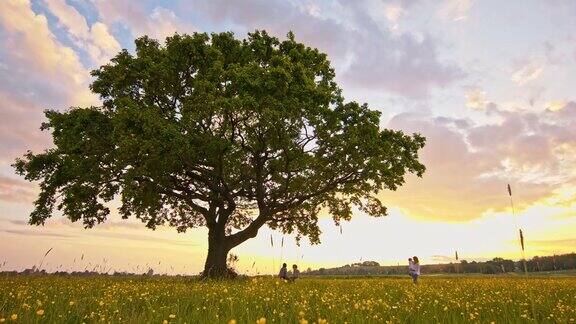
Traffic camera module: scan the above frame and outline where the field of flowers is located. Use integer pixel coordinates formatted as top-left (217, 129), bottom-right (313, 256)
top-left (0, 275), bottom-right (575, 323)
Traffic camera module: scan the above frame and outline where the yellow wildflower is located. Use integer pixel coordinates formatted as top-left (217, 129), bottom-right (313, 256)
top-left (37, 309), bottom-right (45, 316)
top-left (169, 314), bottom-right (176, 319)
top-left (256, 317), bottom-right (266, 324)
top-left (10, 315), bottom-right (17, 321)
top-left (228, 320), bottom-right (237, 324)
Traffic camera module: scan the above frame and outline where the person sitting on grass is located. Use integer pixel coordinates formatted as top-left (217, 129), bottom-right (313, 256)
top-left (278, 263), bottom-right (288, 280)
top-left (279, 263), bottom-right (288, 280)
top-left (289, 264), bottom-right (300, 282)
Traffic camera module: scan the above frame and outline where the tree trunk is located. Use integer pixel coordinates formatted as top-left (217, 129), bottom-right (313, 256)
top-left (202, 211), bottom-right (268, 278)
top-left (202, 227), bottom-right (232, 278)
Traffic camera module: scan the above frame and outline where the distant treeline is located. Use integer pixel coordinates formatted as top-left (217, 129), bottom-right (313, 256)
top-left (0, 268), bottom-right (161, 277)
top-left (305, 253), bottom-right (576, 276)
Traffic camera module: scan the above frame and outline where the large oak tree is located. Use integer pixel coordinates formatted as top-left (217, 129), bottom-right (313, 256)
top-left (14, 31), bottom-right (425, 277)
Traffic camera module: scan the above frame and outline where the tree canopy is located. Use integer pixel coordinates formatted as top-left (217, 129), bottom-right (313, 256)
top-left (14, 31), bottom-right (425, 277)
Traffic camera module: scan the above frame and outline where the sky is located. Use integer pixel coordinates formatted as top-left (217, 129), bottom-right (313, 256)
top-left (1, 0), bottom-right (575, 275)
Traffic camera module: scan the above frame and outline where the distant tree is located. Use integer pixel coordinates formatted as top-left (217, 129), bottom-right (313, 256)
top-left (362, 261), bottom-right (380, 267)
top-left (14, 31), bottom-right (426, 278)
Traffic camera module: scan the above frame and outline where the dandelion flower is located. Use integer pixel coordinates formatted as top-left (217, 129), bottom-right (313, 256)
top-left (256, 317), bottom-right (266, 324)
top-left (299, 320), bottom-right (308, 324)
top-left (0, 318), bottom-right (5, 323)
top-left (228, 320), bottom-right (237, 324)
top-left (37, 309), bottom-right (45, 316)
top-left (10, 315), bottom-right (17, 321)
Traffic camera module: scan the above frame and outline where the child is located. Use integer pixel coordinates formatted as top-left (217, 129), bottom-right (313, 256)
top-left (289, 264), bottom-right (300, 282)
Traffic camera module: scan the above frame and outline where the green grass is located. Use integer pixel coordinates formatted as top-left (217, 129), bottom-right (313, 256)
top-left (1, 275), bottom-right (575, 323)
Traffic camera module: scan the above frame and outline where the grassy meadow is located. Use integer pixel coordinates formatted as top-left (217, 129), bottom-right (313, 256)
top-left (0, 275), bottom-right (575, 323)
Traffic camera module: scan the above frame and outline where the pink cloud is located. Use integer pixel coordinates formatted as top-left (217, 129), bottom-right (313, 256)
top-left (102, 0), bottom-right (462, 99)
top-left (0, 175), bottom-right (36, 203)
top-left (0, 0), bottom-right (90, 90)
top-left (0, 92), bottom-right (52, 161)
top-left (92, 0), bottom-right (196, 41)
top-left (0, 0), bottom-right (99, 161)
top-left (342, 33), bottom-right (462, 98)
top-left (382, 103), bottom-right (576, 220)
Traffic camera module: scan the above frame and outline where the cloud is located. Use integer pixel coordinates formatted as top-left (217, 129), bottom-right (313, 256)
top-left (85, 231), bottom-right (198, 247)
top-left (0, 0), bottom-right (89, 88)
top-left (91, 0), bottom-right (196, 41)
top-left (380, 2), bottom-right (405, 32)
top-left (41, 216), bottom-right (146, 231)
top-left (44, 0), bottom-right (90, 39)
top-left (342, 29), bottom-right (462, 98)
top-left (544, 0), bottom-right (576, 16)
top-left (362, 0), bottom-right (422, 32)
top-left (0, 92), bottom-right (52, 159)
top-left (88, 22), bottom-right (121, 62)
top-left (170, 0), bottom-right (462, 99)
top-left (1, 229), bottom-right (72, 238)
top-left (553, 101), bottom-right (576, 121)
top-left (438, 0), bottom-right (474, 21)
top-left (545, 101), bottom-right (568, 112)
top-left (384, 3), bottom-right (404, 25)
top-left (87, 0), bottom-right (464, 98)
top-left (465, 89), bottom-right (488, 109)
top-left (0, 175), bottom-right (36, 203)
top-left (381, 102), bottom-right (576, 221)
top-left (8, 220), bottom-right (28, 226)
top-left (43, 0), bottom-right (121, 65)
top-left (3, 217), bottom-right (198, 247)
top-left (511, 62), bottom-right (544, 86)
top-left (438, 0), bottom-right (475, 21)
top-left (0, 0), bottom-right (99, 162)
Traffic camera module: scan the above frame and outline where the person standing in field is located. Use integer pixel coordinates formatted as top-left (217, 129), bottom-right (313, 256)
top-left (408, 256), bottom-right (421, 284)
top-left (279, 263), bottom-right (288, 280)
top-left (289, 264), bottom-right (300, 282)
